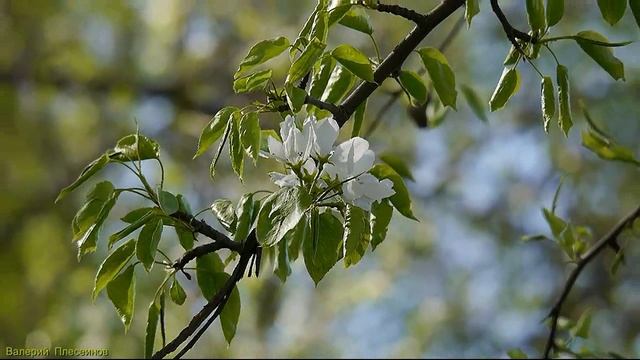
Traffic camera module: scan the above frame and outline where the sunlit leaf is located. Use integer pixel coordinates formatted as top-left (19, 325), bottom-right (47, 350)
top-left (93, 239), bottom-right (136, 300)
top-left (526, 0), bottom-right (546, 32)
top-left (56, 153), bottom-right (110, 203)
top-left (398, 70), bottom-right (427, 104)
top-left (489, 68), bottom-right (520, 112)
top-left (136, 218), bottom-right (163, 272)
top-left (343, 205), bottom-right (370, 267)
top-left (169, 278), bottom-right (186, 305)
top-left (194, 107), bottom-right (238, 159)
top-left (546, 0), bottom-right (564, 26)
top-left (239, 111), bottom-right (261, 162)
top-left (541, 76), bottom-right (556, 132)
top-left (110, 134), bottom-right (160, 162)
top-left (557, 64), bottom-right (572, 136)
top-left (211, 199), bottom-right (237, 233)
top-left (370, 164), bottom-right (417, 221)
top-left (257, 187), bottom-right (311, 247)
top-left (461, 84), bottom-right (488, 122)
top-left (106, 265), bottom-right (136, 332)
top-left (233, 69), bottom-right (272, 94)
top-left (417, 47), bottom-right (457, 109)
top-left (235, 36), bottom-right (290, 78)
top-left (331, 44), bottom-right (374, 82)
top-left (287, 37), bottom-right (326, 85)
top-left (303, 212), bottom-right (343, 285)
top-left (338, 7), bottom-right (373, 34)
top-left (575, 31), bottom-right (625, 81)
top-left (597, 0), bottom-right (627, 25)
top-left (466, 0), bottom-right (480, 27)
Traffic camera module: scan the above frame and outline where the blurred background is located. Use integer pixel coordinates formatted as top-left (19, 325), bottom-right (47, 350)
top-left (1, 0), bottom-right (639, 357)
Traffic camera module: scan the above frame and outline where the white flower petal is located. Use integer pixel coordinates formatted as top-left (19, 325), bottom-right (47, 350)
top-left (313, 117), bottom-right (339, 156)
top-left (267, 136), bottom-right (286, 161)
top-left (269, 172), bottom-right (299, 187)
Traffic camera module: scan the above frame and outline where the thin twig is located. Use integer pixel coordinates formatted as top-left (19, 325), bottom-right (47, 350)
top-left (171, 211), bottom-right (242, 253)
top-left (543, 205), bottom-right (640, 358)
top-left (374, 3), bottom-right (427, 24)
top-left (489, 0), bottom-right (534, 49)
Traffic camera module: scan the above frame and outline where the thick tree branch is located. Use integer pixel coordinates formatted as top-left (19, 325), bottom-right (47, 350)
top-left (171, 211), bottom-right (242, 253)
top-left (543, 205), bottom-right (640, 358)
top-left (489, 0), bottom-right (534, 49)
top-left (152, 232), bottom-right (259, 359)
top-left (335, 0), bottom-right (466, 126)
top-left (304, 95), bottom-right (348, 119)
top-left (374, 3), bottom-right (427, 24)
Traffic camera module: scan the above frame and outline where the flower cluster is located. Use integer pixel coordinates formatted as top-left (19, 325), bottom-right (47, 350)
top-left (267, 116), bottom-right (395, 211)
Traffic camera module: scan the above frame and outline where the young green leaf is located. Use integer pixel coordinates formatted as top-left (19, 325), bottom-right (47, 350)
top-left (541, 76), bottom-right (556, 133)
top-left (229, 112), bottom-right (244, 180)
top-left (597, 0), bottom-right (627, 25)
top-left (110, 134), bottom-right (160, 162)
top-left (285, 84), bottom-right (307, 113)
top-left (235, 36), bottom-right (290, 78)
top-left (581, 130), bottom-right (640, 166)
top-left (556, 64), bottom-right (572, 136)
top-left (106, 265), bottom-right (136, 332)
top-left (351, 100), bottom-right (367, 137)
top-left (121, 207), bottom-right (155, 223)
top-left (489, 68), bottom-right (520, 112)
top-left (370, 199), bottom-right (393, 250)
top-left (321, 64), bottom-right (355, 104)
top-left (287, 37), bottom-right (326, 85)
top-left (417, 47), bottom-right (457, 109)
top-left (631, 0), bottom-right (640, 28)
top-left (219, 275), bottom-right (241, 344)
top-left (546, 0), bottom-right (564, 26)
top-left (72, 181), bottom-right (117, 258)
top-left (286, 215), bottom-right (307, 262)
top-left (328, 3), bottom-right (352, 25)
top-left (331, 44), bottom-right (374, 82)
top-left (303, 212), bottom-right (344, 285)
top-left (311, 9), bottom-right (329, 42)
top-left (144, 297), bottom-right (161, 358)
top-left (169, 278), bottom-right (186, 305)
top-left (526, 0), bottom-right (546, 32)
top-left (234, 193), bottom-right (255, 243)
top-left (257, 187), bottom-right (311, 247)
top-left (194, 107), bottom-right (238, 159)
top-left (460, 84), bottom-right (488, 122)
top-left (108, 209), bottom-right (154, 248)
top-left (379, 154), bottom-right (414, 181)
top-left (211, 199), bottom-right (237, 233)
top-left (465, 0), bottom-right (480, 27)
top-left (503, 45), bottom-right (521, 66)
top-left (507, 348), bottom-right (528, 359)
top-left (343, 205), bottom-right (370, 267)
top-left (274, 234), bottom-right (292, 282)
top-left (136, 218), bottom-right (163, 272)
top-left (338, 7), bottom-right (373, 34)
top-left (233, 69), bottom-right (272, 94)
top-left (93, 239), bottom-right (136, 300)
top-left (159, 190), bottom-right (178, 214)
top-left (309, 55), bottom-right (336, 100)
top-left (239, 111), bottom-right (261, 162)
top-left (575, 31), bottom-right (625, 81)
top-left (370, 164), bottom-right (417, 221)
top-left (571, 309), bottom-right (593, 338)
top-left (56, 153), bottom-right (110, 203)
top-left (398, 70), bottom-right (427, 104)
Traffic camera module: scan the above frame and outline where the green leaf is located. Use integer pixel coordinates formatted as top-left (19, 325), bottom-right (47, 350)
top-left (351, 100), bottom-right (367, 137)
top-left (235, 36), bottom-right (290, 78)
top-left (398, 70), bottom-right (427, 104)
top-left (465, 0), bottom-right (480, 27)
top-left (169, 278), bottom-right (186, 305)
top-left (379, 154), bottom-right (414, 181)
top-left (303, 212), bottom-right (343, 285)
top-left (72, 181), bottom-right (116, 254)
top-left (211, 199), bottom-right (237, 233)
top-left (571, 309), bottom-right (593, 338)
top-left (93, 239), bottom-right (136, 300)
top-left (159, 190), bottom-right (178, 214)
top-left (209, 120), bottom-right (233, 179)
top-left (309, 55), bottom-right (336, 100)
top-left (546, 0), bottom-right (564, 26)
top-left (229, 112), bottom-right (244, 180)
top-left (556, 64), bottom-right (572, 136)
top-left (108, 209), bottom-right (154, 248)
top-left (489, 68), bottom-right (520, 112)
top-left (541, 76), bottom-right (556, 133)
top-left (78, 192), bottom-right (119, 260)
top-left (370, 199), bottom-right (393, 250)
top-left (581, 130), bottom-right (640, 166)
top-left (631, 0), bottom-right (640, 28)
top-left (526, 0), bottom-right (546, 32)
top-left (575, 31), bottom-right (625, 81)
top-left (311, 9), bottom-right (329, 42)
top-left (461, 84), bottom-right (488, 122)
top-left (503, 45), bottom-right (521, 66)
top-left (195, 256), bottom-right (240, 344)
top-left (234, 194), bottom-right (255, 243)
top-left (285, 84), bottom-right (308, 113)
top-left (110, 134), bottom-right (160, 162)
top-left (194, 107), bottom-right (238, 159)
top-left (370, 164), bottom-right (417, 221)
top-left (286, 215), bottom-right (307, 262)
top-left (597, 0), bottom-right (627, 25)
top-left (343, 205), bottom-right (370, 267)
top-left (321, 63), bottom-right (355, 104)
top-left (331, 44), bottom-right (374, 82)
top-left (233, 69), bottom-right (272, 94)
top-left (338, 7), bottom-right (373, 34)
top-left (136, 218), bottom-right (163, 272)
top-left (256, 187), bottom-right (311, 247)
top-left (239, 111), bottom-right (261, 162)
top-left (56, 153), bottom-right (110, 203)
top-left (274, 233), bottom-right (292, 282)
top-left (328, 3), bottom-right (352, 26)
top-left (287, 37), bottom-right (326, 85)
top-left (121, 207), bottom-right (155, 223)
top-left (144, 297), bottom-right (160, 358)
top-left (106, 265), bottom-right (136, 332)
top-left (507, 348), bottom-right (528, 359)
top-left (260, 129), bottom-right (280, 153)
top-left (417, 47), bottom-right (457, 109)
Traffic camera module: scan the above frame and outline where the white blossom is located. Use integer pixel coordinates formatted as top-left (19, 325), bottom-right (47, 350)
top-left (341, 173), bottom-right (395, 211)
top-left (311, 117), bottom-right (339, 157)
top-left (323, 137), bottom-right (375, 181)
top-left (267, 115), bottom-right (314, 166)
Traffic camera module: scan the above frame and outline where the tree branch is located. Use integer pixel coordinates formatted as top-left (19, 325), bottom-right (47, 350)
top-left (335, 0), bottom-right (466, 126)
top-left (374, 3), bottom-right (427, 25)
top-left (543, 204), bottom-right (640, 358)
top-left (171, 211), bottom-right (242, 253)
top-left (489, 0), bottom-right (534, 49)
top-left (152, 232), bottom-right (259, 359)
